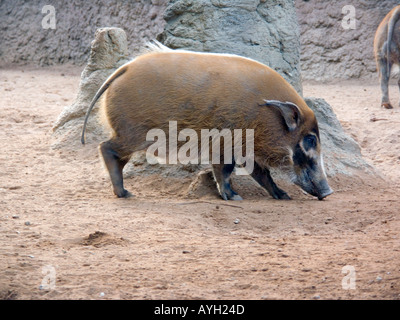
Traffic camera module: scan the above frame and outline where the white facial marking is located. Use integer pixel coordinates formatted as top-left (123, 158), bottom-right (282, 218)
top-left (300, 132), bottom-right (319, 159)
top-left (320, 153), bottom-right (327, 178)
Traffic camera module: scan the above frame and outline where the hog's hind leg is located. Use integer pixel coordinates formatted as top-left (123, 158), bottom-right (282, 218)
top-left (99, 139), bottom-right (131, 198)
top-left (212, 163), bottom-right (243, 201)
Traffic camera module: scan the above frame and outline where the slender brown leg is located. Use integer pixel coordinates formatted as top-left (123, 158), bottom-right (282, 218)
top-left (378, 55), bottom-right (393, 109)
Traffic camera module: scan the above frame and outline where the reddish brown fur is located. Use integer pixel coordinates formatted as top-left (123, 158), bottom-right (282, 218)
top-left (101, 50), bottom-right (318, 167)
top-left (81, 45), bottom-right (333, 200)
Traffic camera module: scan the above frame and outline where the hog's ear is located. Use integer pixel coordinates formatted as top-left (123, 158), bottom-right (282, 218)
top-left (262, 100), bottom-right (301, 132)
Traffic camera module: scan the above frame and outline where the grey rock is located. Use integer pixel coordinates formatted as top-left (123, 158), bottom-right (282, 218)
top-left (52, 27), bottom-right (131, 149)
top-left (305, 97), bottom-right (377, 177)
top-left (158, 0), bottom-right (303, 95)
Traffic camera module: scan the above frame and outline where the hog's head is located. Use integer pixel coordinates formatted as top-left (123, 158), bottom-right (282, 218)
top-left (263, 100), bottom-right (333, 200)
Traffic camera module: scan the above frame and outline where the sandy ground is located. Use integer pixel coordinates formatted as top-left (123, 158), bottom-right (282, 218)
top-left (0, 65), bottom-right (400, 300)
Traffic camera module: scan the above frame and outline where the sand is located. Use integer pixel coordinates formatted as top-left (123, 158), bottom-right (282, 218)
top-left (0, 65), bottom-right (400, 300)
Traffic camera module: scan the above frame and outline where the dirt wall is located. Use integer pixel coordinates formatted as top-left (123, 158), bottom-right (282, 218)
top-left (2, 0), bottom-right (400, 80)
top-left (295, 0), bottom-right (399, 81)
top-left (0, 0), bottom-right (167, 66)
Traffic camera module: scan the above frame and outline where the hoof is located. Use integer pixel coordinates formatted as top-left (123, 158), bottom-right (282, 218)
top-left (382, 102), bottom-right (393, 109)
top-left (220, 191), bottom-right (243, 201)
top-left (115, 189), bottom-right (133, 198)
top-left (272, 190), bottom-right (291, 200)
top-left (230, 194), bottom-right (243, 201)
top-left (278, 193), bottom-right (291, 200)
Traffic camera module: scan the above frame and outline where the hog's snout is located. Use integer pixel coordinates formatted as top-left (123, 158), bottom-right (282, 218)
top-left (294, 166), bottom-right (333, 201)
top-left (316, 179), bottom-right (333, 200)
top-left (291, 137), bottom-right (333, 200)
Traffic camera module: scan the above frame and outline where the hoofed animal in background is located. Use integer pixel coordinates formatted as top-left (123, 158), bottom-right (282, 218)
top-left (374, 5), bottom-right (400, 109)
top-left (81, 41), bottom-right (333, 201)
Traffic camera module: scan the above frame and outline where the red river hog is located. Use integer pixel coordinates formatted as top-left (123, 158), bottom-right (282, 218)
top-left (81, 41), bottom-right (333, 201)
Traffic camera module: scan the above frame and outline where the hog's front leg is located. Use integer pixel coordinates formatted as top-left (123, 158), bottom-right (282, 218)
top-left (251, 162), bottom-right (290, 200)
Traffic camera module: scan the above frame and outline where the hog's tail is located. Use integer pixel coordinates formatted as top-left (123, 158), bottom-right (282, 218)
top-left (386, 6), bottom-right (400, 78)
top-left (81, 64), bottom-right (128, 144)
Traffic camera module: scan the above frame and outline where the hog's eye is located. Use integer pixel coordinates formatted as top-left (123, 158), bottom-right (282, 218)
top-left (303, 134), bottom-right (317, 151)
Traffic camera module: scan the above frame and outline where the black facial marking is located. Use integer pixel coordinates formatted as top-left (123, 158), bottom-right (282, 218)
top-left (293, 142), bottom-right (317, 171)
top-left (303, 134), bottom-right (317, 151)
top-left (293, 144), bottom-right (307, 168)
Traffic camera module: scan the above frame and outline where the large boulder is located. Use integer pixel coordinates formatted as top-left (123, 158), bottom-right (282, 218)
top-left (52, 27), bottom-right (131, 149)
top-left (157, 0), bottom-right (303, 95)
top-left (305, 97), bottom-right (376, 177)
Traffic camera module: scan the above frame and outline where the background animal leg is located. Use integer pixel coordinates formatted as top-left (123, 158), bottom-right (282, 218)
top-left (397, 72), bottom-right (400, 107)
top-left (379, 56), bottom-right (393, 109)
